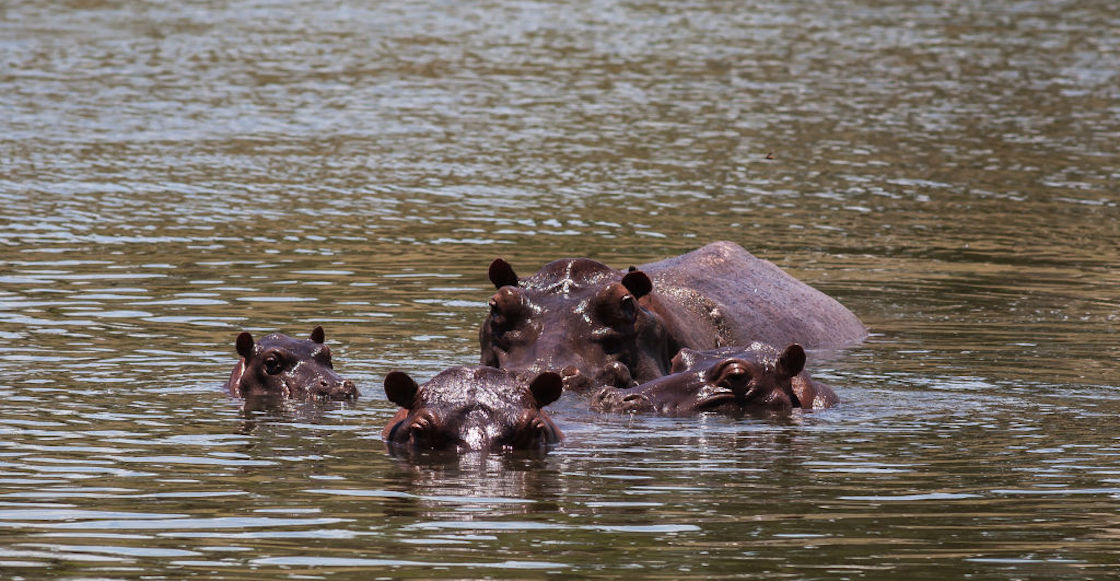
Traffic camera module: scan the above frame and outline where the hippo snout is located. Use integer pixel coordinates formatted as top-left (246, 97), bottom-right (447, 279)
top-left (591, 387), bottom-right (652, 413)
top-left (312, 378), bottom-right (359, 401)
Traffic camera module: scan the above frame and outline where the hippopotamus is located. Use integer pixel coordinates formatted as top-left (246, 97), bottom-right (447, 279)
top-left (382, 366), bottom-right (564, 453)
top-left (479, 241), bottom-right (865, 392)
top-left (591, 343), bottom-right (839, 416)
top-left (225, 326), bottom-right (358, 401)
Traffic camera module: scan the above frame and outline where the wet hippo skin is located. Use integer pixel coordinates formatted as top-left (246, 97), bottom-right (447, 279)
top-left (225, 326), bottom-right (358, 401)
top-left (480, 241), bottom-right (865, 392)
top-left (591, 343), bottom-right (840, 416)
top-left (382, 366), bottom-right (564, 453)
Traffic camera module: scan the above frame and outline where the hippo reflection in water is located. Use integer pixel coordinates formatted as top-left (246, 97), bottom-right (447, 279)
top-left (225, 326), bottom-right (358, 401)
top-left (480, 241), bottom-right (866, 392)
top-left (592, 343), bottom-right (839, 416)
top-left (382, 366), bottom-right (564, 453)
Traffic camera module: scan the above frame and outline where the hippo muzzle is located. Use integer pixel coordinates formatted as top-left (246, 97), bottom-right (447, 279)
top-left (309, 376), bottom-right (359, 401)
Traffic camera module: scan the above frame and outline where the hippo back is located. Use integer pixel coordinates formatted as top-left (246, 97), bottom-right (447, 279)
top-left (640, 241), bottom-right (866, 351)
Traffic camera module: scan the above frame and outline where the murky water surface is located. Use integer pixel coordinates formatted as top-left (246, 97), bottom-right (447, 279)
top-left (2, 0), bottom-right (1119, 578)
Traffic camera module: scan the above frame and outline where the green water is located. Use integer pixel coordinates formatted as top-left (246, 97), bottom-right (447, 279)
top-left (1, 0), bottom-right (1118, 578)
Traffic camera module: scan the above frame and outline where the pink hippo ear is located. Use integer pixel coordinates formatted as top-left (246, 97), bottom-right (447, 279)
top-left (384, 371), bottom-right (420, 408)
top-left (235, 332), bottom-right (255, 359)
top-left (529, 372), bottom-right (564, 407)
top-left (309, 325), bottom-right (325, 344)
top-left (777, 344), bottom-right (806, 379)
top-left (621, 270), bottom-right (653, 299)
top-left (489, 258), bottom-right (520, 289)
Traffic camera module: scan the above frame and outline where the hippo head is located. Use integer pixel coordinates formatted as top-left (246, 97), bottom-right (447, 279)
top-left (479, 257), bottom-right (678, 393)
top-left (382, 366), bottom-right (564, 453)
top-left (592, 344), bottom-right (807, 416)
top-left (226, 326), bottom-right (358, 401)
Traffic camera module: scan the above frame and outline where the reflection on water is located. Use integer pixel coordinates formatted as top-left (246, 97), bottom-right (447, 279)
top-left (2, 0), bottom-right (1119, 577)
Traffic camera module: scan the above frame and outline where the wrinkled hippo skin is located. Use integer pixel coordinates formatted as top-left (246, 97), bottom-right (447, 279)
top-left (225, 326), bottom-right (358, 401)
top-left (480, 241), bottom-right (865, 391)
top-left (382, 366), bottom-right (564, 453)
top-left (591, 343), bottom-right (839, 416)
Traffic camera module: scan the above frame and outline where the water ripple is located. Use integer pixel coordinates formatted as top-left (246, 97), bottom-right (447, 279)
top-left (1, 0), bottom-right (1118, 577)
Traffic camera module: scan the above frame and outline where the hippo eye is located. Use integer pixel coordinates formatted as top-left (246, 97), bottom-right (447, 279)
top-left (719, 363), bottom-right (751, 387)
top-left (263, 354), bottom-right (284, 375)
top-left (488, 299), bottom-right (508, 335)
top-left (406, 413), bottom-right (442, 447)
top-left (530, 419), bottom-right (550, 442)
top-left (619, 295), bottom-right (636, 320)
top-left (511, 415), bottom-right (552, 449)
top-left (487, 291), bottom-right (527, 334)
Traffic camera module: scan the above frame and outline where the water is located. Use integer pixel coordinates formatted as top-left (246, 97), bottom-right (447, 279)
top-left (2, 0), bottom-right (1119, 577)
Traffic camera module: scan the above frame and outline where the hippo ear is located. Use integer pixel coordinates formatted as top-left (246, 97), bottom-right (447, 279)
top-left (669, 348), bottom-right (694, 373)
top-left (235, 332), bottom-right (254, 359)
top-left (777, 344), bottom-right (806, 379)
top-left (489, 258), bottom-right (520, 289)
top-left (309, 325), bottom-right (325, 344)
top-left (621, 270), bottom-right (653, 299)
top-left (528, 372), bottom-right (563, 407)
top-left (384, 371), bottom-right (419, 408)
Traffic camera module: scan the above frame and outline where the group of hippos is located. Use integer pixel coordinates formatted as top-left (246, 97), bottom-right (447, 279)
top-left (225, 242), bottom-right (867, 454)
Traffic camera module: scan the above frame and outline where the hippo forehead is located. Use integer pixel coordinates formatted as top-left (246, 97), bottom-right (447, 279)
top-left (521, 258), bottom-right (621, 296)
top-left (676, 342), bottom-right (781, 372)
top-left (416, 367), bottom-right (535, 412)
top-left (254, 333), bottom-right (326, 358)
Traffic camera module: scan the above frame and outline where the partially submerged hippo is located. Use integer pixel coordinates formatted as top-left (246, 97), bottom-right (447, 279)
top-left (382, 366), bottom-right (563, 453)
top-left (591, 343), bottom-right (839, 416)
top-left (480, 241), bottom-right (865, 391)
top-left (226, 326), bottom-right (358, 401)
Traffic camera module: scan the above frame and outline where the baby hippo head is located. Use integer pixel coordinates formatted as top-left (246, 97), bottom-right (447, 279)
top-left (382, 366), bottom-right (564, 453)
top-left (226, 326), bottom-right (358, 401)
top-left (592, 344), bottom-right (807, 416)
